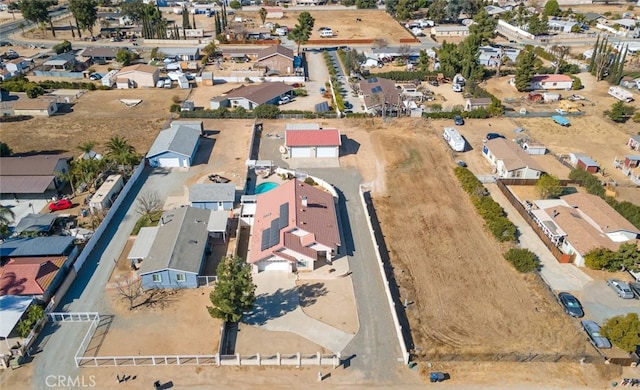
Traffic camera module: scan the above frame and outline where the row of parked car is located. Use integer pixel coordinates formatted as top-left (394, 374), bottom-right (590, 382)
top-left (557, 279), bottom-right (640, 350)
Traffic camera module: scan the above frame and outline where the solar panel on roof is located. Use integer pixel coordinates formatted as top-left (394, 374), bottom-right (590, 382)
top-left (314, 101), bottom-right (330, 113)
top-left (368, 77), bottom-right (378, 83)
top-left (269, 219), bottom-right (280, 247)
top-left (279, 203), bottom-right (289, 229)
top-left (261, 229), bottom-right (271, 251)
top-left (371, 86), bottom-right (383, 93)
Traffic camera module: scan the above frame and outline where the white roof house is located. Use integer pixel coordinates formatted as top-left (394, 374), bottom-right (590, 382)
top-left (146, 121), bottom-right (203, 168)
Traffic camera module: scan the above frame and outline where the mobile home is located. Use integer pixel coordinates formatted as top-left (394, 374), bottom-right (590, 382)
top-left (443, 127), bottom-right (466, 152)
top-left (89, 174), bottom-right (124, 211)
top-left (609, 86), bottom-right (634, 103)
top-left (101, 69), bottom-right (119, 88)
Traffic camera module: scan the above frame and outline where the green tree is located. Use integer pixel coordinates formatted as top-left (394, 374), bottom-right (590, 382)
top-left (514, 47), bottom-right (536, 91)
top-left (584, 247), bottom-right (617, 270)
top-left (528, 14), bottom-right (548, 35)
top-left (69, 157), bottom-right (104, 191)
top-left (396, 0), bottom-right (418, 20)
top-left (550, 45), bottom-right (569, 74)
top-left (229, 0), bottom-right (242, 10)
top-left (604, 101), bottom-right (636, 123)
top-left (385, 0), bottom-right (398, 17)
top-left (288, 11), bottom-right (314, 54)
top-left (504, 248), bottom-right (539, 273)
top-left (116, 49), bottom-right (135, 66)
top-left (469, 9), bottom-right (497, 46)
top-left (458, 34), bottom-right (484, 81)
top-left (77, 140), bottom-right (98, 158)
top-left (436, 41), bottom-right (462, 76)
top-left (427, 0), bottom-right (447, 23)
top-left (52, 40), bottom-right (72, 54)
top-left (258, 7), bottom-right (267, 25)
top-left (105, 135), bottom-right (139, 171)
top-left (207, 255), bottom-right (256, 323)
top-left (253, 104), bottom-right (280, 119)
top-left (615, 242), bottom-right (640, 272)
top-left (182, 6), bottom-right (191, 32)
top-left (601, 313), bottom-right (640, 353)
top-left (0, 142), bottom-right (12, 157)
top-left (417, 49), bottom-right (430, 72)
top-left (543, 0), bottom-right (560, 17)
top-left (0, 206), bottom-right (15, 239)
top-left (69, 0), bottom-right (98, 37)
top-left (202, 41), bottom-right (219, 58)
top-left (356, 0), bottom-right (377, 8)
top-left (19, 0), bottom-right (56, 37)
top-left (535, 173), bottom-right (563, 199)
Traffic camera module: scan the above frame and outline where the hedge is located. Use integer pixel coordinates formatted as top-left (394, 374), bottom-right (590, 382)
top-left (504, 248), bottom-right (540, 273)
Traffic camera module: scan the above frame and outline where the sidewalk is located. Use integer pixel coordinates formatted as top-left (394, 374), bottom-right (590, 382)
top-left (486, 183), bottom-right (592, 292)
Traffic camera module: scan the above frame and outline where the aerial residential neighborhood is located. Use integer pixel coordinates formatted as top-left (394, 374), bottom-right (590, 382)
top-left (1, 0), bottom-right (640, 388)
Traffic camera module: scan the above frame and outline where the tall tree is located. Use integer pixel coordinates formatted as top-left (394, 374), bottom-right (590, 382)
top-left (202, 41), bottom-right (219, 58)
top-left (436, 41), bottom-right (462, 76)
top-left (105, 135), bottom-right (139, 172)
top-left (427, 0), bottom-right (447, 23)
top-left (550, 45), bottom-right (570, 74)
top-left (69, 0), bottom-right (98, 38)
top-left (535, 174), bottom-right (563, 199)
top-left (0, 142), bottom-right (12, 157)
top-left (77, 141), bottom-right (98, 158)
top-left (543, 0), bottom-right (560, 17)
top-left (19, 0), bottom-right (56, 37)
top-left (528, 13), bottom-right (548, 36)
top-left (469, 9), bottom-right (496, 46)
top-left (514, 46), bottom-right (536, 91)
top-left (458, 34), bottom-right (483, 81)
top-left (417, 49), bottom-right (430, 72)
top-left (396, 0), bottom-right (418, 20)
top-left (588, 35), bottom-right (600, 74)
top-left (385, 0), bottom-right (398, 17)
top-left (182, 6), bottom-right (191, 31)
top-left (207, 256), bottom-right (256, 323)
top-left (289, 11), bottom-right (314, 54)
top-left (258, 7), bottom-right (267, 25)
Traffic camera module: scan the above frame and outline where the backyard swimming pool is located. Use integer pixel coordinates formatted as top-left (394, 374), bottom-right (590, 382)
top-left (254, 182), bottom-right (278, 194)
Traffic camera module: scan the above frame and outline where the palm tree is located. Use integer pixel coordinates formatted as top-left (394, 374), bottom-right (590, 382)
top-left (0, 206), bottom-right (15, 239)
top-left (77, 141), bottom-right (98, 159)
top-left (105, 136), bottom-right (139, 173)
top-left (259, 7), bottom-right (268, 25)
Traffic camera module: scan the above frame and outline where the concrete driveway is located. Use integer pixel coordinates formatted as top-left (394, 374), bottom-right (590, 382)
top-left (244, 272), bottom-right (354, 354)
top-left (579, 281), bottom-right (640, 324)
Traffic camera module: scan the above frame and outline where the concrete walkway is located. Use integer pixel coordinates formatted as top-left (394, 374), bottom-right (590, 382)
top-left (244, 272), bottom-right (355, 354)
top-left (486, 183), bottom-right (593, 292)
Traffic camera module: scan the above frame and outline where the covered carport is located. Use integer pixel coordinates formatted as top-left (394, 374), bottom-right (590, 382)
top-left (0, 295), bottom-right (34, 353)
top-left (207, 209), bottom-right (231, 243)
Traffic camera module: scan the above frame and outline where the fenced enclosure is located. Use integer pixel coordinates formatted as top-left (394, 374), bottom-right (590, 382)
top-left (197, 275), bottom-right (218, 286)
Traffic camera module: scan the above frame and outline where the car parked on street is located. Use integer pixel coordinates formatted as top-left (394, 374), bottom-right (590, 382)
top-left (607, 279), bottom-right (635, 299)
top-left (557, 292), bottom-right (584, 318)
top-left (581, 320), bottom-right (611, 349)
top-left (49, 199), bottom-right (73, 212)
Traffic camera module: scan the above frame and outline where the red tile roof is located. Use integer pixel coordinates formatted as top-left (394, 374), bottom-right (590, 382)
top-left (0, 256), bottom-right (65, 296)
top-left (285, 129), bottom-right (341, 147)
top-left (248, 180), bottom-right (341, 264)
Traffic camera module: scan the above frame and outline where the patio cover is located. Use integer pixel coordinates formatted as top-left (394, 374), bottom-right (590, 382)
top-left (14, 213), bottom-right (58, 235)
top-left (127, 227), bottom-right (158, 260)
top-left (0, 295), bottom-right (33, 338)
top-left (207, 210), bottom-right (230, 233)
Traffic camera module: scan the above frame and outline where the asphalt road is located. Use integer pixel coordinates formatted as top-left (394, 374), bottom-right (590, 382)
top-left (30, 166), bottom-right (194, 389)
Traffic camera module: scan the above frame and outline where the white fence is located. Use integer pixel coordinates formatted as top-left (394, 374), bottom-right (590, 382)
top-left (73, 162), bottom-right (146, 272)
top-left (358, 186), bottom-right (410, 365)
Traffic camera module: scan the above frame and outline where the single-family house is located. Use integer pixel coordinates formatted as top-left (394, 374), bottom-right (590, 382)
top-left (136, 207), bottom-right (211, 289)
top-left (13, 213), bottom-right (59, 236)
top-left (530, 193), bottom-right (640, 266)
top-left (465, 97), bottom-right (492, 111)
top-left (0, 236), bottom-right (78, 258)
top-left (0, 256), bottom-right (68, 300)
top-left (285, 128), bottom-right (341, 158)
top-left (247, 179), bottom-right (341, 272)
top-left (146, 121), bottom-right (203, 168)
top-left (80, 47), bottom-right (119, 63)
top-left (577, 12), bottom-right (605, 24)
top-left (43, 53), bottom-right (77, 71)
top-left (359, 77), bottom-right (402, 114)
top-left (482, 138), bottom-right (545, 179)
top-left (256, 45), bottom-right (294, 75)
top-left (613, 19), bottom-right (640, 38)
top-left (12, 97), bottom-right (58, 117)
top-left (430, 25), bottom-right (469, 37)
top-left (5, 58), bottom-right (29, 75)
top-left (530, 74), bottom-right (573, 91)
top-left (115, 64), bottom-right (160, 88)
top-left (189, 183), bottom-right (236, 210)
top-left (218, 82), bottom-right (294, 110)
top-left (0, 154), bottom-right (71, 195)
top-left (158, 47), bottom-right (200, 61)
top-left (221, 48), bottom-right (262, 62)
top-left (627, 135), bottom-right (640, 151)
top-left (477, 45), bottom-right (520, 67)
top-left (569, 153), bottom-right (599, 173)
top-left (372, 46), bottom-right (427, 62)
top-left (548, 20), bottom-right (578, 33)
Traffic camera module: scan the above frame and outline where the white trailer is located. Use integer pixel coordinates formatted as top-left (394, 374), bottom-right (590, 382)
top-left (101, 69), bottom-right (119, 88)
top-left (543, 92), bottom-right (560, 102)
top-left (609, 86), bottom-right (634, 102)
top-left (89, 174), bottom-right (124, 212)
top-left (443, 127), bottom-right (466, 152)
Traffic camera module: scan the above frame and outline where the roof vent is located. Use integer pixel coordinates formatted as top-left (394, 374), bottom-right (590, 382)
top-left (301, 196), bottom-right (308, 207)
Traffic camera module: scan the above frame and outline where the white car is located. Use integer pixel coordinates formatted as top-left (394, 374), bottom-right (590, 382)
top-left (278, 96), bottom-right (291, 105)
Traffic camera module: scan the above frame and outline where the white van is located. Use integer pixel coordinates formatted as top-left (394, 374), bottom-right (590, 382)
top-left (320, 29), bottom-right (333, 38)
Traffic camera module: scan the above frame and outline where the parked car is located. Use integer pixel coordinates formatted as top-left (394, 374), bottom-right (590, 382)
top-left (344, 101), bottom-right (353, 109)
top-left (557, 292), bottom-right (584, 318)
top-left (278, 96), bottom-right (291, 105)
top-left (607, 279), bottom-right (635, 299)
top-left (49, 199), bottom-right (73, 212)
top-left (429, 80), bottom-right (439, 87)
top-left (485, 133), bottom-right (505, 141)
top-left (453, 115), bottom-right (464, 126)
top-left (456, 160), bottom-right (467, 167)
top-left (89, 73), bottom-right (102, 80)
top-left (581, 320), bottom-right (611, 349)
top-left (630, 282), bottom-right (640, 299)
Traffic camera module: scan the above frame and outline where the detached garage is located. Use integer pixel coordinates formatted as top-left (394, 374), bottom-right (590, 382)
top-left (146, 121), bottom-right (203, 168)
top-left (257, 259), bottom-right (292, 272)
top-left (285, 128), bottom-right (341, 159)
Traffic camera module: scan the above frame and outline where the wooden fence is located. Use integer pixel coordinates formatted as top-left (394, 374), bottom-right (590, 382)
top-left (495, 180), bottom-right (573, 263)
top-left (306, 39), bottom-right (374, 45)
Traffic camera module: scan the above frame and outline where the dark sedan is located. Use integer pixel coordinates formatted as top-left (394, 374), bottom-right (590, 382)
top-left (557, 292), bottom-right (584, 318)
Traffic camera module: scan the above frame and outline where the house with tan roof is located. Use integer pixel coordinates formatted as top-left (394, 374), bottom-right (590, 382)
top-left (210, 82), bottom-right (294, 110)
top-left (256, 45), bottom-right (294, 75)
top-left (531, 193), bottom-right (640, 266)
top-left (359, 77), bottom-right (402, 115)
top-left (115, 64), bottom-right (160, 88)
top-left (245, 179), bottom-right (341, 272)
top-left (0, 154), bottom-right (71, 195)
top-left (482, 138), bottom-right (545, 179)
top-left (12, 97), bottom-right (58, 117)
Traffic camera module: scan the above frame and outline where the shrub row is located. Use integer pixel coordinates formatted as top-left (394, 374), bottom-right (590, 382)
top-left (504, 248), bottom-right (540, 273)
top-left (179, 107), bottom-right (338, 120)
top-left (0, 76), bottom-right (96, 99)
top-left (454, 166), bottom-right (517, 242)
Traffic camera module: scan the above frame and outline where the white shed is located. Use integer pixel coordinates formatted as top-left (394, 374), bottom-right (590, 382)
top-left (521, 142), bottom-right (546, 155)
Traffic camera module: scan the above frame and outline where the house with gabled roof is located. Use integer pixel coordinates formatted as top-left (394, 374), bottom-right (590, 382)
top-left (359, 77), bottom-right (401, 115)
top-left (247, 179), bottom-right (341, 272)
top-left (482, 138), bottom-right (545, 179)
top-left (12, 97), bottom-right (58, 117)
top-left (80, 47), bottom-right (119, 62)
top-left (136, 207), bottom-right (211, 289)
top-left (115, 64), bottom-right (160, 88)
top-left (285, 128), bottom-right (341, 158)
top-left (212, 82), bottom-right (294, 110)
top-left (0, 256), bottom-right (68, 300)
top-left (256, 45), bottom-right (294, 75)
top-left (0, 154), bottom-right (71, 195)
top-left (189, 183), bottom-right (236, 210)
top-left (531, 193), bottom-right (640, 266)
top-left (0, 236), bottom-right (77, 259)
top-left (146, 121), bottom-right (203, 168)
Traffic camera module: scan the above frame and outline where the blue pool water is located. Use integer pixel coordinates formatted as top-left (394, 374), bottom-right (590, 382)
top-left (254, 182), bottom-right (278, 194)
